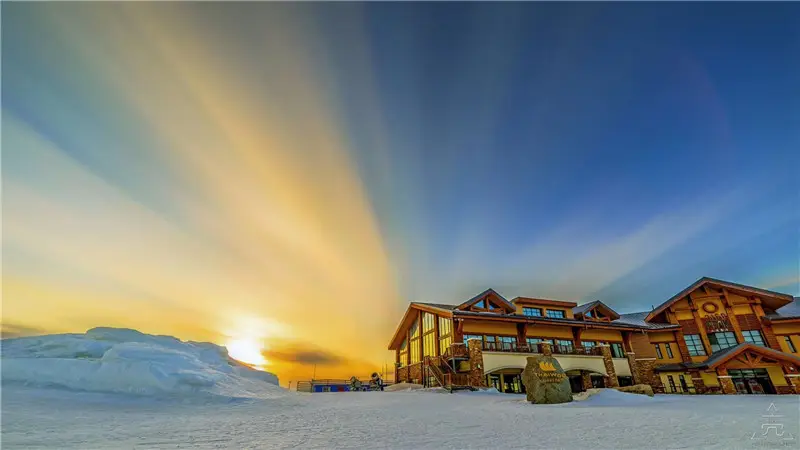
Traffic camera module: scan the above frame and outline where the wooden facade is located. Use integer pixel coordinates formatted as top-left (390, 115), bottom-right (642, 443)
top-left (387, 278), bottom-right (800, 395)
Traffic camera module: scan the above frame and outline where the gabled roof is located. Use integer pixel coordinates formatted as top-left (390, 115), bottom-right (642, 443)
top-left (452, 310), bottom-right (647, 331)
top-left (455, 288), bottom-right (516, 313)
top-left (768, 297), bottom-right (800, 320)
top-left (613, 312), bottom-right (679, 330)
top-left (387, 302), bottom-right (456, 350)
top-left (413, 302), bottom-right (457, 311)
top-left (512, 297), bottom-right (578, 308)
top-left (645, 277), bottom-right (795, 322)
top-left (655, 343), bottom-right (800, 372)
top-left (573, 300), bottom-right (620, 321)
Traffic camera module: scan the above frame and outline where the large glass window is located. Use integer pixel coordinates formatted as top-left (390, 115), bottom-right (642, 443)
top-left (410, 339), bottom-right (420, 364)
top-left (438, 317), bottom-right (453, 355)
top-left (654, 344), bottom-right (663, 359)
top-left (546, 310), bottom-right (566, 319)
top-left (556, 339), bottom-right (573, 353)
top-left (423, 332), bottom-right (436, 358)
top-left (523, 307), bottom-right (542, 317)
top-left (422, 312), bottom-right (435, 333)
top-left (399, 339), bottom-right (408, 367)
top-left (709, 331), bottom-right (737, 353)
top-left (610, 342), bottom-right (625, 358)
top-left (410, 319), bottom-right (419, 339)
top-left (785, 336), bottom-right (797, 353)
top-left (665, 343), bottom-right (674, 359)
top-left (684, 334), bottom-right (706, 356)
top-left (742, 330), bottom-right (765, 346)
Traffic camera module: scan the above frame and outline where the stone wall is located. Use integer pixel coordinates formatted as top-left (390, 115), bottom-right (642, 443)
top-left (599, 345), bottom-right (619, 388)
top-left (467, 339), bottom-right (488, 388)
top-left (397, 366), bottom-right (409, 383)
top-left (628, 356), bottom-right (664, 394)
top-left (408, 363), bottom-right (422, 384)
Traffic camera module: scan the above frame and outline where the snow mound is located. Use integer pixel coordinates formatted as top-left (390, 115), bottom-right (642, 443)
top-left (577, 388), bottom-right (655, 406)
top-left (1, 327), bottom-right (283, 399)
top-left (385, 382), bottom-right (424, 392)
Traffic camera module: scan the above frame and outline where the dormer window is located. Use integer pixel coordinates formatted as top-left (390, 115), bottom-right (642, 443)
top-left (546, 310), bottom-right (566, 319)
top-left (523, 307), bottom-right (543, 317)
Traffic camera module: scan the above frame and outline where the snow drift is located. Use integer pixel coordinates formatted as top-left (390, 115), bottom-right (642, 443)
top-left (1, 327), bottom-right (283, 399)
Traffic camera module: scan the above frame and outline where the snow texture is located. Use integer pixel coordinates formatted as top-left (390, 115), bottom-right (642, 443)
top-left (3, 329), bottom-right (799, 449)
top-left (1, 327), bottom-right (280, 399)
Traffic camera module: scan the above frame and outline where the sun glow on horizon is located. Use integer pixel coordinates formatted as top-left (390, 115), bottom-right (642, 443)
top-left (226, 338), bottom-right (268, 369)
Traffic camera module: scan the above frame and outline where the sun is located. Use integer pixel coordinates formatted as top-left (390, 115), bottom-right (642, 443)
top-left (226, 338), bottom-right (268, 369)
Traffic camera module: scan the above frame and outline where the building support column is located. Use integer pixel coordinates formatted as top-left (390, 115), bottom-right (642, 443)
top-left (467, 339), bottom-right (487, 388)
top-left (600, 344), bottom-right (619, 388)
top-left (516, 323), bottom-right (527, 350)
top-left (626, 352), bottom-right (640, 385)
top-left (717, 368), bottom-right (736, 394)
top-left (581, 371), bottom-right (593, 391)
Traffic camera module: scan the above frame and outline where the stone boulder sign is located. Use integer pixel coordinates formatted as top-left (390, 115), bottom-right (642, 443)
top-left (521, 355), bottom-right (573, 404)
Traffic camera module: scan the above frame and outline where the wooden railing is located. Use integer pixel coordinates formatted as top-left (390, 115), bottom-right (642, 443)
top-left (442, 343), bottom-right (469, 359)
top-left (480, 342), bottom-right (604, 356)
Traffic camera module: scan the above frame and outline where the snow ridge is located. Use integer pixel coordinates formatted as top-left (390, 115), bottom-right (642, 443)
top-left (1, 327), bottom-right (284, 400)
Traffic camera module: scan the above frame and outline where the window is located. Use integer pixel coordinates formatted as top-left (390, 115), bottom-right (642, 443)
top-left (556, 339), bottom-right (574, 353)
top-left (546, 310), bottom-right (566, 319)
top-left (667, 375), bottom-right (677, 393)
top-left (439, 317), bottom-right (453, 355)
top-left (410, 319), bottom-right (419, 339)
top-left (522, 307), bottom-right (542, 317)
top-left (684, 334), bottom-right (706, 356)
top-left (742, 330), bottom-right (765, 346)
top-left (784, 336), bottom-right (797, 353)
top-left (410, 339), bottom-right (420, 364)
top-left (484, 335), bottom-right (497, 350)
top-left (582, 341), bottom-right (596, 350)
top-left (610, 342), bottom-right (625, 358)
top-left (655, 344), bottom-right (663, 359)
top-left (498, 336), bottom-right (516, 351)
top-left (464, 334), bottom-right (482, 345)
top-left (423, 332), bottom-right (436, 358)
top-left (474, 300), bottom-right (485, 309)
top-left (399, 339), bottom-right (408, 367)
top-left (665, 343), bottom-right (674, 359)
top-left (709, 331), bottom-right (737, 353)
top-left (679, 375), bottom-right (689, 392)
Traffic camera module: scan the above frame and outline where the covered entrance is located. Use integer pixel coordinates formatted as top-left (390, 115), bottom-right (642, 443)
top-left (487, 368), bottom-right (526, 394)
top-left (729, 369), bottom-right (775, 394)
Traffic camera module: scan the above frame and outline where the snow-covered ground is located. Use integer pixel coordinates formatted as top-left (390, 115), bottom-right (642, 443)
top-left (3, 329), bottom-right (799, 449)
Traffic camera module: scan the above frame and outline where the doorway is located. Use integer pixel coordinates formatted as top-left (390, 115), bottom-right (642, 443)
top-left (729, 369), bottom-right (776, 394)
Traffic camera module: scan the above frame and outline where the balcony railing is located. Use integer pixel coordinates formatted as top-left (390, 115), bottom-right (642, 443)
top-left (480, 342), bottom-right (604, 356)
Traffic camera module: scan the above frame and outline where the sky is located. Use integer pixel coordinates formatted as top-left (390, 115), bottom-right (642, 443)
top-left (3, 3), bottom-right (799, 385)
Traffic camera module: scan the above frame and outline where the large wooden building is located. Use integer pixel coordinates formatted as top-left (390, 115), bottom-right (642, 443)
top-left (387, 277), bottom-right (800, 395)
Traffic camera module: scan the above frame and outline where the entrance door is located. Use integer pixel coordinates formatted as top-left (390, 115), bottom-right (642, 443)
top-left (729, 369), bottom-right (776, 394)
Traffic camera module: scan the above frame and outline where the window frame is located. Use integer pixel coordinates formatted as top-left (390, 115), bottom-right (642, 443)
top-left (545, 309), bottom-right (566, 319)
top-left (742, 330), bottom-right (765, 347)
top-left (654, 343), bottom-right (663, 359)
top-left (684, 334), bottom-right (706, 356)
top-left (665, 342), bottom-right (674, 359)
top-left (784, 336), bottom-right (797, 353)
top-left (708, 331), bottom-right (738, 353)
top-left (522, 307), bottom-right (543, 317)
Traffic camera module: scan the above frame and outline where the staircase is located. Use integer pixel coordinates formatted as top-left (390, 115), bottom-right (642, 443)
top-left (424, 356), bottom-right (476, 393)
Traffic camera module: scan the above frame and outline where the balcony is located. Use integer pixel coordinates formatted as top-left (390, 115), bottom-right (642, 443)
top-left (480, 342), bottom-right (604, 356)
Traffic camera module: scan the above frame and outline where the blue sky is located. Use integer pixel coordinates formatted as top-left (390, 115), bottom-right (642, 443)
top-left (2, 3), bottom-right (798, 371)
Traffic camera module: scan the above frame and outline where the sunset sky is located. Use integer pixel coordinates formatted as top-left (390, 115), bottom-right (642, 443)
top-left (3, 3), bottom-right (798, 385)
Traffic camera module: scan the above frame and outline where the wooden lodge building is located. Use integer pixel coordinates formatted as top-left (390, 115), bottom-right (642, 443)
top-left (387, 277), bottom-right (800, 395)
